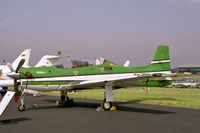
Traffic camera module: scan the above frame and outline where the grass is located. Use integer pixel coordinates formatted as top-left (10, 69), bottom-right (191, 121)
top-left (39, 87), bottom-right (200, 109)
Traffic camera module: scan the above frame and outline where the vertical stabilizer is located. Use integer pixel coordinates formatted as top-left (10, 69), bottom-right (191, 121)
top-left (12, 49), bottom-right (31, 69)
top-left (151, 45), bottom-right (170, 64)
top-left (133, 45), bottom-right (171, 73)
top-left (150, 45), bottom-right (171, 72)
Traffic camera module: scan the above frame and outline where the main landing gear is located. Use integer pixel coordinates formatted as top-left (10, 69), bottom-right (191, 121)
top-left (97, 82), bottom-right (116, 111)
top-left (57, 91), bottom-right (74, 106)
top-left (17, 85), bottom-right (115, 111)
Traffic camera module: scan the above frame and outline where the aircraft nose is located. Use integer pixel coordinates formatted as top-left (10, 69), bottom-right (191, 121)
top-left (7, 72), bottom-right (19, 79)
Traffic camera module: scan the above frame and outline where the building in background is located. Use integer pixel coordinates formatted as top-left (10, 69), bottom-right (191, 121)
top-left (172, 64), bottom-right (200, 75)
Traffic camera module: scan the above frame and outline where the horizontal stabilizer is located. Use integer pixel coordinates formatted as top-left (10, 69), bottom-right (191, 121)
top-left (35, 55), bottom-right (70, 67)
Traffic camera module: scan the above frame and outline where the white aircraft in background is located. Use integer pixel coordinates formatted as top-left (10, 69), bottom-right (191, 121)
top-left (0, 49), bottom-right (31, 74)
top-left (35, 55), bottom-right (70, 67)
top-left (0, 50), bottom-right (70, 96)
top-left (123, 60), bottom-right (131, 67)
top-left (0, 49), bottom-right (31, 95)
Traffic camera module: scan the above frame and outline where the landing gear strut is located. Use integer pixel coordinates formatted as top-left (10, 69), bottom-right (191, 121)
top-left (98, 82), bottom-right (115, 111)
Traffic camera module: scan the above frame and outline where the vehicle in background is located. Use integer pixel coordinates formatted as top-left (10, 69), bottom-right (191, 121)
top-left (171, 78), bottom-right (200, 88)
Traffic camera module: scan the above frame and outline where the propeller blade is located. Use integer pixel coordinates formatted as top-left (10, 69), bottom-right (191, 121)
top-left (7, 63), bottom-right (14, 71)
top-left (16, 59), bottom-right (25, 73)
top-left (0, 69), bottom-right (2, 76)
top-left (14, 79), bottom-right (20, 102)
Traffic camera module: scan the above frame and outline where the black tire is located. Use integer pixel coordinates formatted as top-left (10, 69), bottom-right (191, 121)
top-left (61, 95), bottom-right (65, 101)
top-left (69, 99), bottom-right (74, 106)
top-left (0, 87), bottom-right (8, 96)
top-left (66, 96), bottom-right (70, 102)
top-left (18, 103), bottom-right (25, 112)
top-left (2, 87), bottom-right (8, 91)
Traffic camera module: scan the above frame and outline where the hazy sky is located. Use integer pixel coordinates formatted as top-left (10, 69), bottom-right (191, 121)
top-left (0, 0), bottom-right (200, 68)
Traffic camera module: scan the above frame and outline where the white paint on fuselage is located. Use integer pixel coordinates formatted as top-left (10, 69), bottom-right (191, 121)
top-left (0, 80), bottom-right (14, 87)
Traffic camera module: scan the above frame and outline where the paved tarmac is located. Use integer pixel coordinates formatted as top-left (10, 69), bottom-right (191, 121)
top-left (0, 95), bottom-right (200, 133)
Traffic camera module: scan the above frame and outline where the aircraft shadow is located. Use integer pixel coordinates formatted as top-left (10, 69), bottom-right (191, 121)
top-left (0, 117), bottom-right (31, 125)
top-left (114, 103), bottom-right (174, 114)
top-left (74, 101), bottom-right (174, 114)
top-left (27, 98), bottom-right (174, 115)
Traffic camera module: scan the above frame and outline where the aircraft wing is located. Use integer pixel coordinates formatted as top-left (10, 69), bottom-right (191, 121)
top-left (68, 73), bottom-right (167, 90)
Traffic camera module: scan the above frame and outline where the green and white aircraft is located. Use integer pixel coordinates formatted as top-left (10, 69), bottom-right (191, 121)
top-left (8, 45), bottom-right (171, 111)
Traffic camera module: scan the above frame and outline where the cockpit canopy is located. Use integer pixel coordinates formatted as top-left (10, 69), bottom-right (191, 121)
top-left (55, 57), bottom-right (106, 69)
top-left (95, 57), bottom-right (106, 65)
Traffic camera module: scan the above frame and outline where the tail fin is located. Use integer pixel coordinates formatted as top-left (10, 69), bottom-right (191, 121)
top-left (151, 45), bottom-right (170, 64)
top-left (123, 60), bottom-right (131, 67)
top-left (35, 55), bottom-right (70, 67)
top-left (12, 49), bottom-right (31, 69)
top-left (150, 45), bottom-right (171, 72)
top-left (132, 45), bottom-right (171, 73)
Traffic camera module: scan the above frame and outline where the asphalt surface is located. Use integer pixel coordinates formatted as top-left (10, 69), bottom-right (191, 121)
top-left (0, 95), bottom-right (200, 133)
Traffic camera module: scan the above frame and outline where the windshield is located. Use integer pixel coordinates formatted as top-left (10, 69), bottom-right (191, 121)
top-left (55, 57), bottom-right (106, 69)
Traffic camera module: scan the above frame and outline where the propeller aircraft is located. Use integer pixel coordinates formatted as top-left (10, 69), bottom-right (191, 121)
top-left (8, 45), bottom-right (172, 111)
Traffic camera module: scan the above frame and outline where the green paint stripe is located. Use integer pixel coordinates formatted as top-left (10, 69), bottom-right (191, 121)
top-left (22, 81), bottom-right (78, 86)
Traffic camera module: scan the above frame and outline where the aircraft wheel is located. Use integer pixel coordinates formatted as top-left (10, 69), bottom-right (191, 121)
top-left (18, 103), bottom-right (25, 112)
top-left (69, 99), bottom-right (74, 106)
top-left (103, 101), bottom-right (112, 110)
top-left (66, 96), bottom-right (70, 102)
top-left (61, 95), bottom-right (65, 101)
top-left (65, 96), bottom-right (73, 106)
